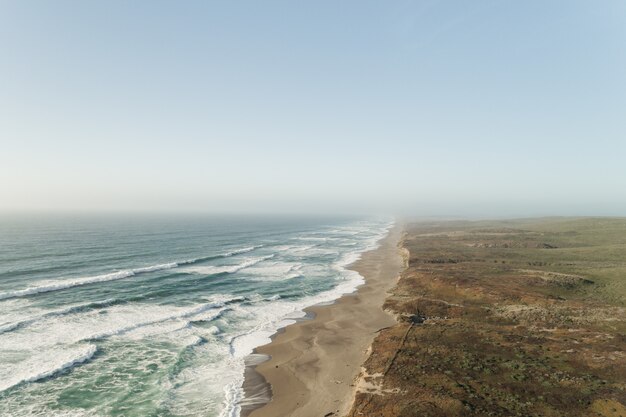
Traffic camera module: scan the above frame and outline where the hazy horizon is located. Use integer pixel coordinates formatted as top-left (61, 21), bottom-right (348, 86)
top-left (2, 1), bottom-right (625, 217)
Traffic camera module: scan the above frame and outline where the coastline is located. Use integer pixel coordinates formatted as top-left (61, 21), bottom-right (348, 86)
top-left (242, 224), bottom-right (405, 417)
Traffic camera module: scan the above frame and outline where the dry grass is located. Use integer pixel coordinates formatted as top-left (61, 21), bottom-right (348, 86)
top-left (349, 218), bottom-right (626, 417)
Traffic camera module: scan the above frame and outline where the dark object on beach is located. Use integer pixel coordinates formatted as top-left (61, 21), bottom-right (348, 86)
top-left (401, 313), bottom-right (425, 324)
top-left (537, 242), bottom-right (558, 249)
top-left (409, 314), bottom-right (425, 324)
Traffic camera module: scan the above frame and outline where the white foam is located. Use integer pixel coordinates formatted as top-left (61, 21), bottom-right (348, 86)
top-left (206, 325), bottom-right (221, 335)
top-left (327, 228), bottom-right (363, 236)
top-left (0, 400), bottom-right (99, 417)
top-left (0, 219), bottom-right (394, 417)
top-left (216, 219), bottom-right (393, 415)
top-left (132, 262), bottom-right (178, 274)
top-left (219, 373), bottom-right (245, 417)
top-left (0, 297), bottom-right (237, 351)
top-left (86, 301), bottom-right (232, 341)
top-left (223, 245), bottom-right (263, 257)
top-left (0, 245), bottom-right (268, 301)
top-left (224, 241), bottom-right (385, 358)
top-left (0, 298), bottom-right (121, 335)
top-left (163, 339), bottom-right (247, 417)
top-left (181, 255), bottom-right (275, 276)
top-left (243, 262), bottom-right (303, 281)
top-left (0, 264), bottom-right (178, 301)
top-left (291, 236), bottom-right (340, 242)
top-left (273, 244), bottom-right (317, 255)
top-left (0, 344), bottom-right (97, 393)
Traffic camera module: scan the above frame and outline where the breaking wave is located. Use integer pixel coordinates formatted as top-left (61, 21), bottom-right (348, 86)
top-left (0, 344), bottom-right (97, 393)
top-left (0, 246), bottom-right (265, 301)
top-left (180, 255), bottom-right (275, 276)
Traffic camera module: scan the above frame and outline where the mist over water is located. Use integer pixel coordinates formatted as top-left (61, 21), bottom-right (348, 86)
top-left (0, 215), bottom-right (392, 417)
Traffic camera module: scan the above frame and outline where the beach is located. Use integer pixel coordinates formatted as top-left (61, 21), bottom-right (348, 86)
top-left (244, 224), bottom-right (405, 417)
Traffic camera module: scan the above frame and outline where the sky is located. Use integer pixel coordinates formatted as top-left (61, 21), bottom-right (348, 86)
top-left (1, 1), bottom-right (625, 217)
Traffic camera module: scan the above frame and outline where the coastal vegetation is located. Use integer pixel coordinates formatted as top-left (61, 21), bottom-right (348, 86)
top-left (350, 218), bottom-right (626, 417)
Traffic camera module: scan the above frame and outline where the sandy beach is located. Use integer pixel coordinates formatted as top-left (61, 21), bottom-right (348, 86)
top-left (243, 224), bottom-right (405, 417)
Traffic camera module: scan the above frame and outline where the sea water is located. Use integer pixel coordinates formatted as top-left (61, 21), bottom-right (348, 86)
top-left (0, 214), bottom-right (392, 417)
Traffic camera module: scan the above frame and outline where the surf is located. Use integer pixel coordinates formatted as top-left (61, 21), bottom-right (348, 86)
top-left (0, 246), bottom-right (265, 301)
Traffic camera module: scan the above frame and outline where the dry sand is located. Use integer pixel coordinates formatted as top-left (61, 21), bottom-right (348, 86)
top-left (244, 224), bottom-right (404, 417)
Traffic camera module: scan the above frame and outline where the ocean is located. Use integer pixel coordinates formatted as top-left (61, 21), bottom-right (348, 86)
top-left (0, 214), bottom-right (392, 417)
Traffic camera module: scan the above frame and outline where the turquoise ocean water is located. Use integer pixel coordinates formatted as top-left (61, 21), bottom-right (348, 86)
top-left (0, 215), bottom-right (392, 417)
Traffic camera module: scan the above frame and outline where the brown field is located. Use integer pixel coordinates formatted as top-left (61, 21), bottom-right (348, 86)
top-left (349, 218), bottom-right (626, 417)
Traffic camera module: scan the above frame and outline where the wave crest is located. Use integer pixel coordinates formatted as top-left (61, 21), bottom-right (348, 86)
top-left (0, 344), bottom-right (97, 393)
top-left (0, 245), bottom-right (265, 301)
top-left (181, 255), bottom-right (275, 276)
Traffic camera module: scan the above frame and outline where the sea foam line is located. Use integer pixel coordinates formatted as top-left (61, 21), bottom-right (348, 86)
top-left (219, 219), bottom-right (395, 416)
top-left (190, 245), bottom-right (264, 263)
top-left (0, 246), bottom-right (264, 301)
top-left (0, 344), bottom-right (97, 393)
top-left (0, 265), bottom-right (176, 301)
top-left (0, 298), bottom-right (121, 335)
top-left (180, 255), bottom-right (275, 276)
top-left (83, 298), bottom-right (240, 342)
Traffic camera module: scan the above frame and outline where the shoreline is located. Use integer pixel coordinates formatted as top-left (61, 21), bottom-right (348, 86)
top-left (241, 224), bottom-right (405, 417)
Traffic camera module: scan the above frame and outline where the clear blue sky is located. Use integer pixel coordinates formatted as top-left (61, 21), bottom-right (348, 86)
top-left (1, 1), bottom-right (625, 216)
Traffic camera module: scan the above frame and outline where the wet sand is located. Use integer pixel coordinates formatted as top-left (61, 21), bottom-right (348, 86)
top-left (244, 224), bottom-right (404, 417)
